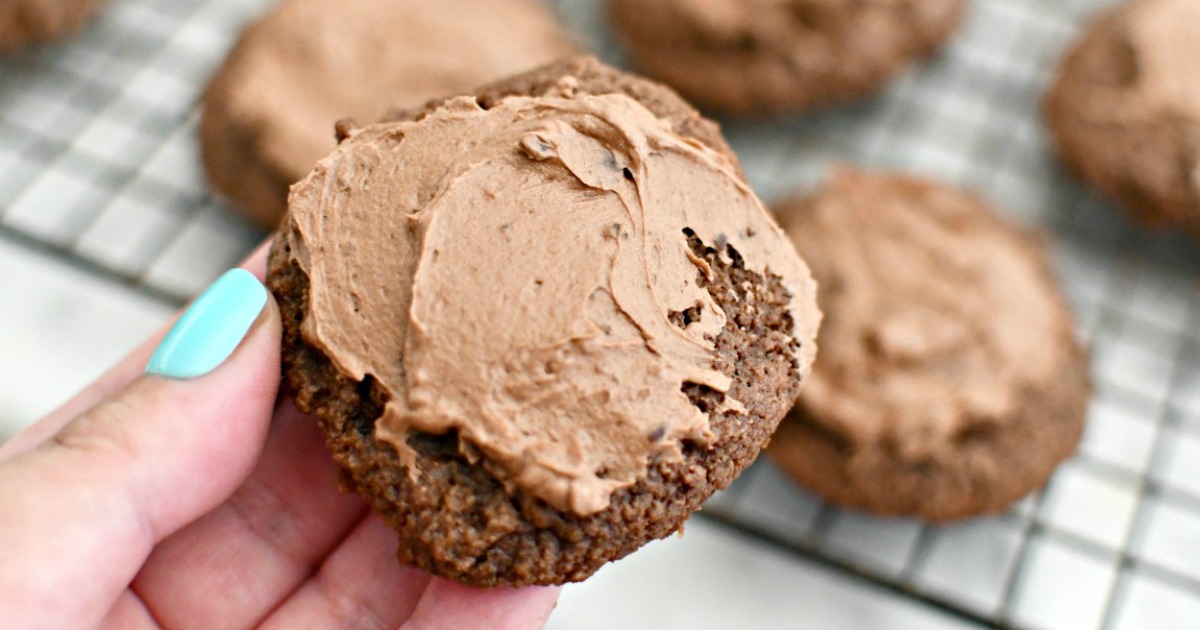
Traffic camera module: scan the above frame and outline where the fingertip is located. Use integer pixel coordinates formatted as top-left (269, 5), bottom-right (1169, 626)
top-left (404, 578), bottom-right (562, 630)
top-left (245, 238), bottom-right (275, 280)
top-left (145, 269), bottom-right (271, 380)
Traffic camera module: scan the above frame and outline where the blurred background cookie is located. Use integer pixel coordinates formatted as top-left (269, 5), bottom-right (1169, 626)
top-left (0, 0), bottom-right (105, 54)
top-left (769, 169), bottom-right (1089, 521)
top-left (1044, 0), bottom-right (1200, 244)
top-left (608, 0), bottom-right (966, 116)
top-left (267, 58), bottom-right (821, 586)
top-left (200, 0), bottom-right (576, 229)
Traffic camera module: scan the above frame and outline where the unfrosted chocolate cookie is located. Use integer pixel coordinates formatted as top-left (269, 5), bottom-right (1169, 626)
top-left (608, 0), bottom-right (965, 116)
top-left (267, 58), bottom-right (821, 586)
top-left (0, 0), bottom-right (104, 54)
top-left (201, 0), bottom-right (575, 229)
top-left (769, 169), bottom-right (1088, 521)
top-left (1044, 0), bottom-right (1200, 242)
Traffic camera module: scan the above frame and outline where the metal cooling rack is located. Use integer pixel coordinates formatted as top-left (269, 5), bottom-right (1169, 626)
top-left (0, 0), bottom-right (271, 302)
top-left (2, 0), bottom-right (1199, 628)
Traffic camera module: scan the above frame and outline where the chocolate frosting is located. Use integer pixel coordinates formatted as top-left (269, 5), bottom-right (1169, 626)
top-left (1071, 0), bottom-right (1200, 193)
top-left (668, 0), bottom-right (912, 50)
top-left (625, 0), bottom-right (961, 79)
top-left (1127, 0), bottom-right (1200, 193)
top-left (781, 169), bottom-right (1069, 461)
top-left (1127, 0), bottom-right (1200, 124)
top-left (282, 89), bottom-right (817, 515)
top-left (224, 0), bottom-right (574, 193)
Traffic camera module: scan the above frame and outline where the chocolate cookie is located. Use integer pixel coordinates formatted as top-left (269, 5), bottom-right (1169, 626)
top-left (0, 0), bottom-right (104, 54)
top-left (200, 0), bottom-right (575, 230)
top-left (1044, 0), bottom-right (1200, 243)
top-left (769, 169), bottom-right (1089, 521)
top-left (267, 58), bottom-right (821, 586)
top-left (608, 0), bottom-right (966, 116)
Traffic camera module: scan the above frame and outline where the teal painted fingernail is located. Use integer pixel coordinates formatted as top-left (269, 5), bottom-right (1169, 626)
top-left (146, 269), bottom-right (268, 379)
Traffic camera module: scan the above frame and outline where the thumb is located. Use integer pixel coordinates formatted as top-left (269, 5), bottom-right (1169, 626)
top-left (0, 268), bottom-right (281, 629)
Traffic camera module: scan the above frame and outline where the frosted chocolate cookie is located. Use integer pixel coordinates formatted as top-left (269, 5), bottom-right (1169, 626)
top-left (267, 58), bottom-right (821, 586)
top-left (1044, 0), bottom-right (1200, 242)
top-left (200, 0), bottom-right (575, 229)
top-left (608, 0), bottom-right (965, 116)
top-left (769, 169), bottom-right (1088, 521)
top-left (0, 0), bottom-right (104, 54)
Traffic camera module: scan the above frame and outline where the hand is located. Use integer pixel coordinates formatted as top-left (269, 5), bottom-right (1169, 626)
top-left (0, 242), bottom-right (559, 629)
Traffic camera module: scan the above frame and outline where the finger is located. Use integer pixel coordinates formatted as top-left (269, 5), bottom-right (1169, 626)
top-left (0, 325), bottom-right (167, 463)
top-left (0, 240), bottom-right (274, 462)
top-left (260, 515), bottom-right (432, 630)
top-left (133, 400), bottom-right (367, 629)
top-left (402, 580), bottom-right (561, 630)
top-left (0, 269), bottom-right (280, 629)
top-left (98, 591), bottom-right (158, 630)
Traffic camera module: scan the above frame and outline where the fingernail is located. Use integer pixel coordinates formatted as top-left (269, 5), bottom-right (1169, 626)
top-left (146, 269), bottom-right (268, 379)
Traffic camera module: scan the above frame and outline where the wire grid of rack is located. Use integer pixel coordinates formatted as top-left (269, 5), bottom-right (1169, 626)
top-left (2, 0), bottom-right (1199, 628)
